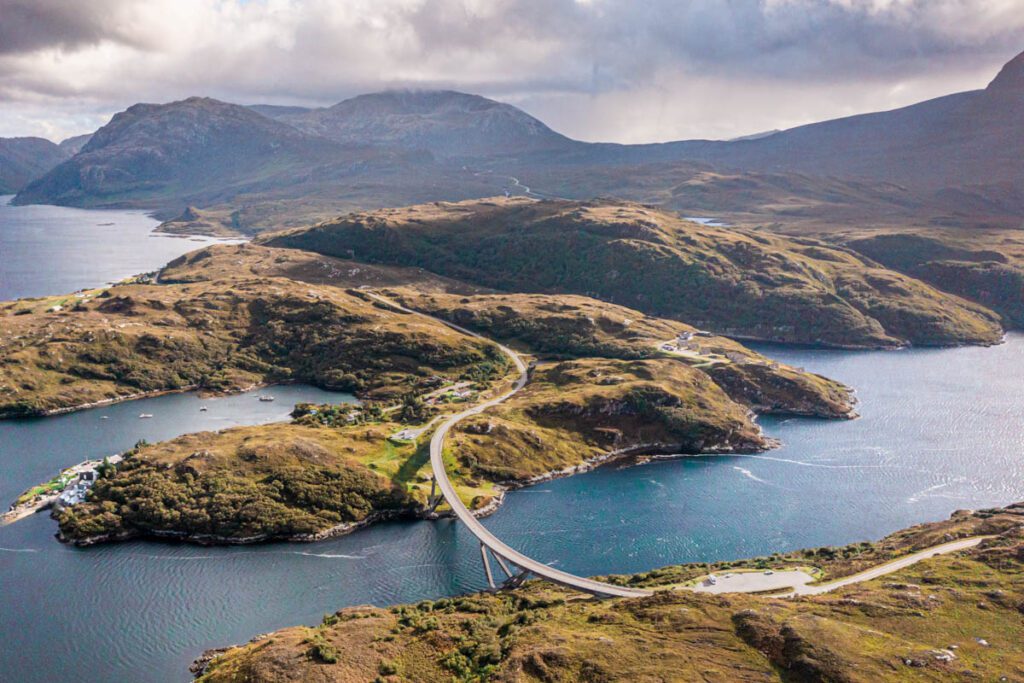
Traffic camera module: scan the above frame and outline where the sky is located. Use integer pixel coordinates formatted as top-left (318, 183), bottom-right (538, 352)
top-left (2, 0), bottom-right (1023, 143)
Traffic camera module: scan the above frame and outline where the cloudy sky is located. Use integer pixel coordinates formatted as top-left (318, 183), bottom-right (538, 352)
top-left (2, 0), bottom-right (1023, 143)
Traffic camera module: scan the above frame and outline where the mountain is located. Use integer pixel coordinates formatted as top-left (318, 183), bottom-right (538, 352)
top-left (261, 89), bottom-right (576, 157)
top-left (57, 133), bottom-right (92, 156)
top-left (0, 137), bottom-right (68, 194)
top-left (650, 49), bottom-right (1024, 195)
top-left (12, 51), bottom-right (1024, 230)
top-left (13, 97), bottom-right (348, 210)
top-left (262, 196), bottom-right (1003, 348)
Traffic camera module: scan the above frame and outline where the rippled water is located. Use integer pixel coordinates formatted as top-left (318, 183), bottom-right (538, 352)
top-left (1, 337), bottom-right (1022, 682)
top-left (0, 197), bottom-right (239, 300)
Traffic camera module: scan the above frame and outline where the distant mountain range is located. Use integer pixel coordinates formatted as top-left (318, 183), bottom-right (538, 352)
top-left (6, 49), bottom-right (1023, 232)
top-left (0, 137), bottom-right (70, 194)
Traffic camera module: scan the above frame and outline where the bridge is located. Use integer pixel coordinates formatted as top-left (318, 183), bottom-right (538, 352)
top-left (367, 293), bottom-right (651, 599)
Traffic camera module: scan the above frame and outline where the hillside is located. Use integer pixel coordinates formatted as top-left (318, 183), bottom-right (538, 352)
top-left (194, 504), bottom-right (1024, 682)
top-left (13, 52), bottom-right (1024, 233)
top-left (0, 274), bottom-right (504, 417)
top-left (387, 289), bottom-right (855, 418)
top-left (844, 232), bottom-right (1024, 329)
top-left (263, 197), bottom-right (1004, 348)
top-left (259, 90), bottom-right (576, 158)
top-left (12, 97), bottom-right (354, 212)
top-left (56, 355), bottom-right (779, 546)
top-left (0, 136), bottom-right (68, 193)
top-left (643, 49), bottom-right (1024, 200)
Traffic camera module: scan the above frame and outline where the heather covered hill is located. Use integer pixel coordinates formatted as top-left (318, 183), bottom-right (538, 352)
top-left (0, 136), bottom-right (68, 193)
top-left (264, 197), bottom-right (1003, 348)
top-left (0, 276), bottom-right (505, 417)
top-left (845, 232), bottom-right (1024, 329)
top-left (194, 505), bottom-right (1024, 682)
top-left (388, 289), bottom-right (855, 418)
top-left (449, 357), bottom-right (769, 483)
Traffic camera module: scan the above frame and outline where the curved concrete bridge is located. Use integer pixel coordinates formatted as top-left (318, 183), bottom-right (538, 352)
top-left (367, 293), bottom-right (651, 599)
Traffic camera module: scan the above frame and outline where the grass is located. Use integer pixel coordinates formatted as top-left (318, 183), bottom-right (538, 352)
top-left (0, 270), bottom-right (504, 417)
top-left (264, 196), bottom-right (1004, 348)
top-left (196, 504), bottom-right (1024, 682)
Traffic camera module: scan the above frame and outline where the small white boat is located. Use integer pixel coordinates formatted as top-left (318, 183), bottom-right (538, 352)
top-left (258, 396), bottom-right (275, 402)
top-left (199, 406), bottom-right (208, 412)
top-left (100, 416), bottom-right (109, 420)
top-left (139, 413), bottom-right (154, 419)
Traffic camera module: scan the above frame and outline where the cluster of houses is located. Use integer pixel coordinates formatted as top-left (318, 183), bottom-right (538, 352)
top-left (55, 471), bottom-right (98, 509)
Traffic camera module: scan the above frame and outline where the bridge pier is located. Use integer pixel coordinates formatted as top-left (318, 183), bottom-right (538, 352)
top-left (479, 543), bottom-right (496, 589)
top-left (493, 552), bottom-right (513, 579)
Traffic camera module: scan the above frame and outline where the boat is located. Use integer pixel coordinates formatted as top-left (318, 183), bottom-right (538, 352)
top-left (100, 416), bottom-right (109, 420)
top-left (199, 406), bottom-right (208, 412)
top-left (258, 396), bottom-right (275, 402)
top-left (138, 413), bottom-right (154, 419)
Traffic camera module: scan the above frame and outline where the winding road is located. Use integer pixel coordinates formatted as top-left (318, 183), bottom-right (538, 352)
top-left (365, 291), bottom-right (989, 601)
top-left (366, 292), bottom-right (651, 599)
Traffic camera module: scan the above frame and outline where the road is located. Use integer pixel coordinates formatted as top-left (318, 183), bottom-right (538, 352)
top-left (366, 292), bottom-right (651, 599)
top-left (786, 535), bottom-right (990, 597)
top-left (687, 535), bottom-right (990, 597)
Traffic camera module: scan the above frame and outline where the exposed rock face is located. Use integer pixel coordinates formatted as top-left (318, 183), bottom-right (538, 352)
top-left (987, 50), bottom-right (1024, 97)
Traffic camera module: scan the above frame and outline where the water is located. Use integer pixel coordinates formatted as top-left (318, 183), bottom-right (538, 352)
top-left (0, 197), bottom-right (239, 300)
top-left (2, 338), bottom-right (1022, 681)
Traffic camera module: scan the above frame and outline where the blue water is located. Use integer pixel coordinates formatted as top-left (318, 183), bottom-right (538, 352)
top-left (0, 197), bottom-right (239, 300)
top-left (2, 338), bottom-right (1022, 681)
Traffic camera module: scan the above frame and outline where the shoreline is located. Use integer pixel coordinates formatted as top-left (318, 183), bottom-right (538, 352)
top-left (0, 379), bottom-right (309, 421)
top-left (61, 434), bottom-right (773, 548)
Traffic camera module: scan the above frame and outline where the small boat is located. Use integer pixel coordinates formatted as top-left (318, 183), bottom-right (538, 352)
top-left (199, 406), bottom-right (208, 412)
top-left (258, 396), bottom-right (275, 402)
top-left (138, 413), bottom-right (154, 419)
top-left (100, 416), bottom-right (109, 420)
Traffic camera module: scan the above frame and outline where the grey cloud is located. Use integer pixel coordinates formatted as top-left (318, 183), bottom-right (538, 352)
top-left (1, 0), bottom-right (1022, 141)
top-left (0, 0), bottom-right (142, 55)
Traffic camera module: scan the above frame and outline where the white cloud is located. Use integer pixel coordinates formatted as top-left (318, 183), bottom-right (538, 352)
top-left (0, 0), bottom-right (1021, 142)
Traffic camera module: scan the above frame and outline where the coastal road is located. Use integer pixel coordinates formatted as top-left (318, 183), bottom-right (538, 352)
top-left (366, 292), bottom-right (651, 599)
top-left (785, 535), bottom-right (991, 597)
top-left (688, 535), bottom-right (991, 597)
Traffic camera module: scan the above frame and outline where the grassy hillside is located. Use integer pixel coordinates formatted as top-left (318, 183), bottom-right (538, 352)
top-left (56, 425), bottom-right (415, 544)
top-left (0, 276), bottom-right (503, 417)
top-left (845, 232), bottom-right (1024, 329)
top-left (263, 197), bottom-right (1003, 348)
top-left (55, 420), bottom-right (501, 545)
top-left (160, 245), bottom-right (856, 418)
top-left (194, 504), bottom-right (1024, 682)
top-left (450, 358), bottom-right (769, 483)
top-left (56, 355), bottom-right (780, 545)
top-left (389, 289), bottom-right (854, 418)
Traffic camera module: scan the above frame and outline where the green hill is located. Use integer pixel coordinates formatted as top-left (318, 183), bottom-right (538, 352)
top-left (263, 197), bottom-right (1003, 348)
